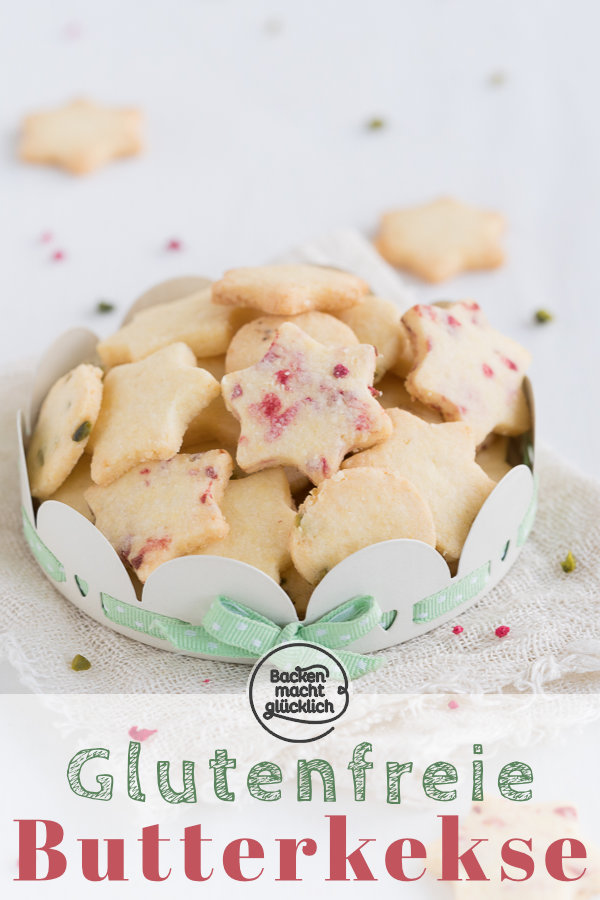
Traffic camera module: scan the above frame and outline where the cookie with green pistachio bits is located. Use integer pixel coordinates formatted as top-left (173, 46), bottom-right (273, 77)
top-left (96, 287), bottom-right (252, 368)
top-left (88, 343), bottom-right (220, 486)
top-left (221, 322), bottom-right (393, 485)
top-left (343, 409), bottom-right (495, 561)
top-left (198, 468), bottom-right (296, 582)
top-left (225, 311), bottom-right (358, 374)
top-left (27, 363), bottom-right (103, 499)
top-left (85, 450), bottom-right (233, 583)
top-left (291, 467), bottom-right (435, 585)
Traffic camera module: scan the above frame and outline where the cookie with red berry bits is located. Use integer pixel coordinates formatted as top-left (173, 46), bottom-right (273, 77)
top-left (225, 311), bottom-right (358, 373)
top-left (27, 363), bottom-right (103, 500)
top-left (88, 343), bottom-right (220, 486)
top-left (212, 264), bottom-right (369, 316)
top-left (85, 450), bottom-right (233, 582)
top-left (375, 197), bottom-right (505, 283)
top-left (403, 301), bottom-right (531, 444)
top-left (291, 468), bottom-right (436, 585)
top-left (198, 468), bottom-right (296, 582)
top-left (221, 322), bottom-right (392, 485)
top-left (343, 409), bottom-right (495, 561)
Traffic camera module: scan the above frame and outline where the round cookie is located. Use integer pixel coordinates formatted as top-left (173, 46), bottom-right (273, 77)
top-left (336, 295), bottom-right (404, 381)
top-left (27, 363), bottom-right (103, 500)
top-left (225, 312), bottom-right (358, 373)
top-left (291, 468), bottom-right (436, 584)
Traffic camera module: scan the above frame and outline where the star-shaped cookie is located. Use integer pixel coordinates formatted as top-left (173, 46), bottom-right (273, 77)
top-left (343, 408), bottom-right (495, 560)
top-left (97, 288), bottom-right (251, 367)
top-left (19, 99), bottom-right (143, 175)
top-left (428, 799), bottom-right (600, 898)
top-left (403, 301), bottom-right (531, 444)
top-left (221, 322), bottom-right (392, 484)
top-left (375, 197), bottom-right (505, 283)
top-left (212, 264), bottom-right (369, 316)
top-left (198, 468), bottom-right (296, 582)
top-left (86, 450), bottom-right (233, 582)
top-left (88, 343), bottom-right (220, 485)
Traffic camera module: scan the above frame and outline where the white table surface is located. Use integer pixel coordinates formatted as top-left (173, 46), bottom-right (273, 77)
top-left (1, 0), bottom-right (599, 691)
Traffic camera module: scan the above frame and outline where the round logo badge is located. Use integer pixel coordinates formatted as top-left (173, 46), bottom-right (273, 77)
top-left (248, 642), bottom-right (350, 742)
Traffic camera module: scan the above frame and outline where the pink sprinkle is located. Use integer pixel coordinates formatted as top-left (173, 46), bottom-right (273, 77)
top-left (128, 726), bottom-right (157, 742)
top-left (231, 383), bottom-right (243, 400)
top-left (203, 678), bottom-right (211, 684)
top-left (51, 250), bottom-right (65, 262)
top-left (40, 231), bottom-right (54, 244)
top-left (452, 625), bottom-right (464, 635)
top-left (482, 363), bottom-right (494, 378)
top-left (495, 625), bottom-right (510, 638)
top-left (499, 355), bottom-right (518, 371)
top-left (333, 364), bottom-right (349, 378)
top-left (448, 700), bottom-right (459, 710)
top-left (166, 239), bottom-right (182, 251)
top-left (447, 315), bottom-right (461, 328)
top-left (139, 468), bottom-right (150, 475)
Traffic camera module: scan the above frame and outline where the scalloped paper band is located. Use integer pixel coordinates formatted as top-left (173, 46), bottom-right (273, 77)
top-left (101, 593), bottom-right (384, 678)
top-left (517, 475), bottom-right (538, 546)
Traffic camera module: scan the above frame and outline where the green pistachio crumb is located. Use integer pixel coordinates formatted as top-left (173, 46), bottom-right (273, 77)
top-left (534, 309), bottom-right (554, 324)
top-left (37, 447), bottom-right (44, 466)
top-left (70, 654), bottom-right (91, 671)
top-left (72, 421), bottom-right (92, 442)
top-left (561, 551), bottom-right (576, 573)
top-left (488, 70), bottom-right (507, 87)
top-left (96, 300), bottom-right (116, 313)
top-left (366, 117), bottom-right (386, 131)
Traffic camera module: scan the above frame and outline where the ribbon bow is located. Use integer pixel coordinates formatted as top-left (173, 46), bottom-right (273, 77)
top-left (101, 594), bottom-right (386, 679)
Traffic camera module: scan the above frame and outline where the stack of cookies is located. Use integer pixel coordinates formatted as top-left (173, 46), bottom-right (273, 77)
top-left (26, 264), bottom-right (532, 615)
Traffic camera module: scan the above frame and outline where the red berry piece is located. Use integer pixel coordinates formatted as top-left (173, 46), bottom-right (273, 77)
top-left (495, 625), bottom-right (510, 638)
top-left (452, 625), bottom-right (463, 635)
top-left (333, 364), bottom-right (349, 378)
top-left (275, 369), bottom-right (291, 386)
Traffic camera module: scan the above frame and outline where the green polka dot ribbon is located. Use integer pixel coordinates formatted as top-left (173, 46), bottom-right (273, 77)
top-left (101, 593), bottom-right (385, 679)
top-left (21, 508), bottom-right (65, 583)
